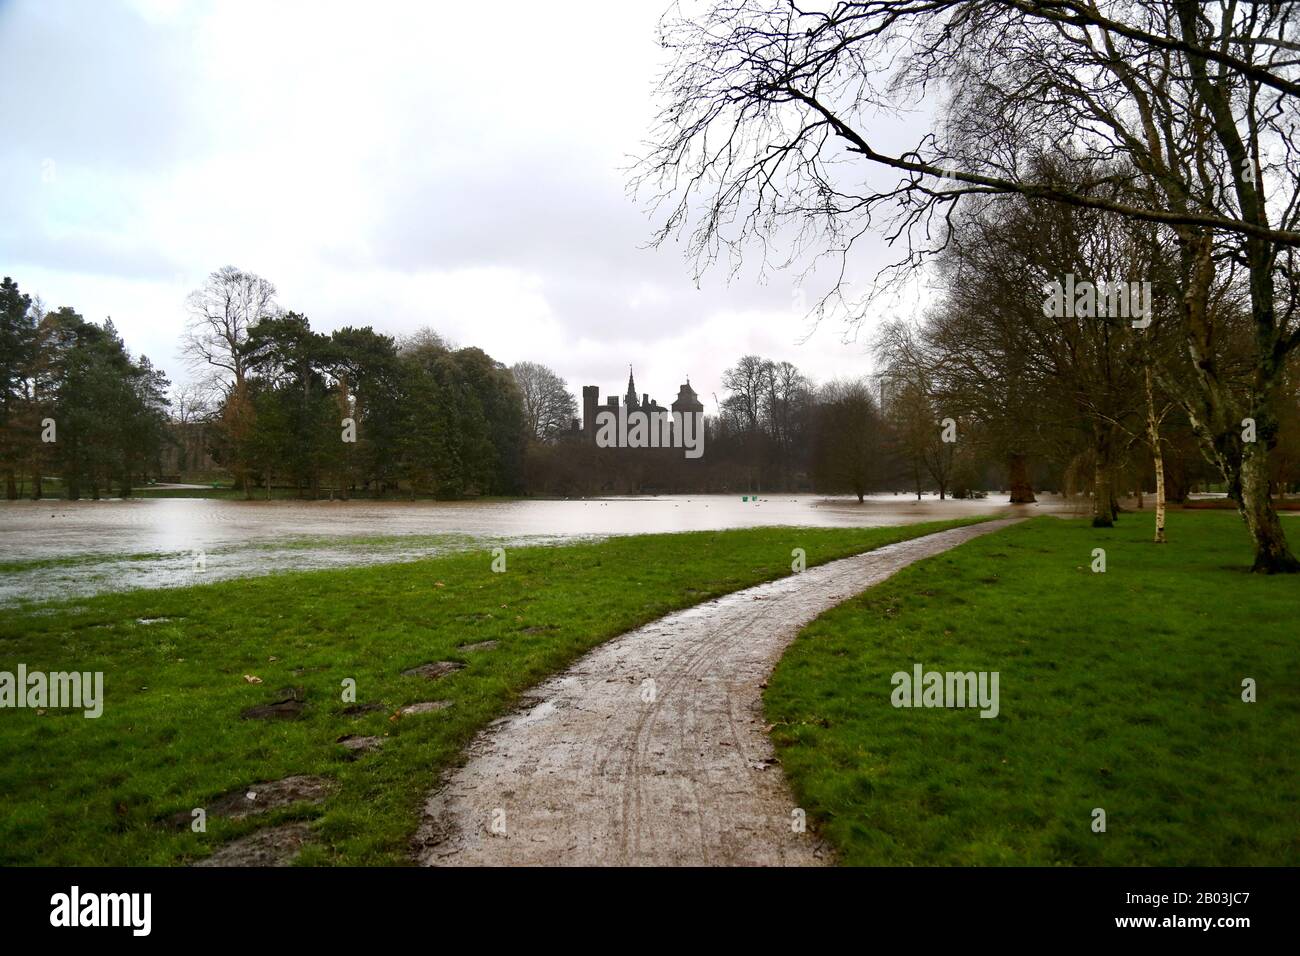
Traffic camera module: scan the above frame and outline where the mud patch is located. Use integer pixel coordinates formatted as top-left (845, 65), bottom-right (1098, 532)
top-left (240, 688), bottom-right (307, 720)
top-left (342, 702), bottom-right (384, 716)
top-left (401, 661), bottom-right (464, 680)
top-left (398, 700), bottom-right (453, 717)
top-left (195, 822), bottom-right (313, 867)
top-left (458, 640), bottom-right (499, 651)
top-left (240, 698), bottom-right (304, 720)
top-left (337, 734), bottom-right (385, 757)
top-left (175, 775), bottom-right (334, 827)
top-left (240, 686), bottom-right (306, 720)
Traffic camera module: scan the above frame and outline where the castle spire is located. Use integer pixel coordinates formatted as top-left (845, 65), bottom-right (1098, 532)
top-left (625, 364), bottom-right (639, 410)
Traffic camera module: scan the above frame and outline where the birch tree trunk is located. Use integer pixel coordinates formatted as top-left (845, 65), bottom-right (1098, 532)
top-left (1144, 367), bottom-right (1166, 544)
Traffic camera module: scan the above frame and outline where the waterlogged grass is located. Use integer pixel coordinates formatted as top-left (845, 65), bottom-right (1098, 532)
top-left (0, 533), bottom-right (484, 576)
top-left (0, 518), bottom-right (983, 866)
top-left (0, 534), bottom-right (494, 609)
top-left (765, 512), bottom-right (1300, 866)
top-left (0, 552), bottom-right (177, 575)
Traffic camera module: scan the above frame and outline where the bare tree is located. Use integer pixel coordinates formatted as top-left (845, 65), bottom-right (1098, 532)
top-left (511, 361), bottom-right (577, 440)
top-left (639, 0), bottom-right (1300, 570)
top-left (885, 372), bottom-right (958, 500)
top-left (182, 266), bottom-right (278, 392)
top-left (398, 327), bottom-right (453, 359)
top-left (172, 381), bottom-right (213, 426)
top-left (763, 359), bottom-right (812, 486)
top-left (721, 354), bottom-right (771, 434)
top-left (813, 378), bottom-right (887, 501)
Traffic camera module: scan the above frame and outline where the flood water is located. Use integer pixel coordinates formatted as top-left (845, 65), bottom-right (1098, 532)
top-left (0, 493), bottom-right (1085, 607)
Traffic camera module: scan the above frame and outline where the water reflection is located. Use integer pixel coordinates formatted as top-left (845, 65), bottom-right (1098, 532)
top-left (0, 493), bottom-right (1083, 605)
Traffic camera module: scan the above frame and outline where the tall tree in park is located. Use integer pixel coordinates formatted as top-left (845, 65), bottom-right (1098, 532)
top-left (243, 313), bottom-right (335, 497)
top-left (717, 354), bottom-right (812, 490)
top-left (38, 310), bottom-right (169, 499)
top-left (639, 0), bottom-right (1300, 571)
top-left (398, 331), bottom-right (526, 497)
top-left (811, 378), bottom-right (887, 501)
top-left (886, 168), bottom-right (1172, 526)
top-left (183, 266), bottom-right (279, 498)
top-left (24, 298), bottom-right (56, 499)
top-left (721, 355), bottom-right (768, 437)
top-left (182, 266), bottom-right (279, 390)
top-left (456, 347), bottom-right (527, 494)
top-left (763, 360), bottom-right (813, 489)
top-left (329, 326), bottom-right (404, 495)
top-left (511, 361), bottom-right (577, 441)
top-left (886, 374), bottom-right (958, 501)
top-left (876, 220), bottom-right (1051, 508)
top-left (0, 277), bottom-right (36, 499)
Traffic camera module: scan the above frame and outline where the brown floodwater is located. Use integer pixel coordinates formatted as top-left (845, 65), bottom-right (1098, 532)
top-left (0, 493), bottom-right (1086, 606)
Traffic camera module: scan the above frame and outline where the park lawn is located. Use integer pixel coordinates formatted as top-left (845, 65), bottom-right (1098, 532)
top-left (765, 511), bottom-right (1300, 866)
top-left (0, 518), bottom-right (983, 866)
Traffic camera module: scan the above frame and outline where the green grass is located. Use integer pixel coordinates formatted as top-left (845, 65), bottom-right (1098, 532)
top-left (0, 518), bottom-right (982, 866)
top-left (764, 512), bottom-right (1300, 866)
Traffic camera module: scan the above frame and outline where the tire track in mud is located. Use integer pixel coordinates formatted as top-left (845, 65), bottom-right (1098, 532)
top-left (415, 518), bottom-right (1023, 866)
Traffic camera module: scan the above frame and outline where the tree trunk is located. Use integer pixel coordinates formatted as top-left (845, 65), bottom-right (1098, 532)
top-left (1092, 428), bottom-right (1115, 528)
top-left (1239, 439), bottom-right (1300, 573)
top-left (1171, 19), bottom-right (1299, 572)
top-left (4, 468), bottom-right (15, 500)
top-left (1153, 456), bottom-right (1166, 543)
top-left (1144, 367), bottom-right (1166, 544)
top-left (1007, 453), bottom-right (1035, 503)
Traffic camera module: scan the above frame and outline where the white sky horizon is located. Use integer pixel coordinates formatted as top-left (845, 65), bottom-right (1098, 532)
top-left (1, 0), bottom-right (933, 412)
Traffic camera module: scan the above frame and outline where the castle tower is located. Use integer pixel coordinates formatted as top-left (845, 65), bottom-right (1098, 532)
top-left (582, 385), bottom-right (599, 440)
top-left (671, 378), bottom-right (704, 415)
top-left (624, 365), bottom-right (639, 411)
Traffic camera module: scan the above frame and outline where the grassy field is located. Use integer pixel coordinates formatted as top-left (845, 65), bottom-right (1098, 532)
top-left (764, 512), bottom-right (1300, 865)
top-left (0, 518), bottom-right (982, 866)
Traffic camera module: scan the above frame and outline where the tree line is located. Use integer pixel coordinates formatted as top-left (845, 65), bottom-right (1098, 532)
top-left (5, 258), bottom-right (1294, 515)
top-left (0, 277), bottom-right (170, 499)
top-left (637, 0), bottom-right (1300, 572)
top-left (181, 267), bottom-right (525, 499)
top-left (0, 268), bottom-right (527, 500)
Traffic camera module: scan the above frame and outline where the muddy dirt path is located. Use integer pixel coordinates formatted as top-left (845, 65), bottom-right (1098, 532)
top-left (415, 518), bottom-right (1022, 866)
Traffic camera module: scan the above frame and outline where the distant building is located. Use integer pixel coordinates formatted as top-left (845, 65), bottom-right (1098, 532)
top-left (581, 367), bottom-right (703, 446)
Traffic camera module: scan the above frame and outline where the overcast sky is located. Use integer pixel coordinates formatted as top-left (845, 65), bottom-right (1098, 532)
top-left (0, 0), bottom-right (916, 412)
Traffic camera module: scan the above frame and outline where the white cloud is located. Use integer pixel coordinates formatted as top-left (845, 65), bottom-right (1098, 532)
top-left (0, 0), bottom-right (910, 407)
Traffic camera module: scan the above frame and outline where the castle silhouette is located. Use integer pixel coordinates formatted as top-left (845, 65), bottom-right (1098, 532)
top-left (579, 367), bottom-right (704, 445)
